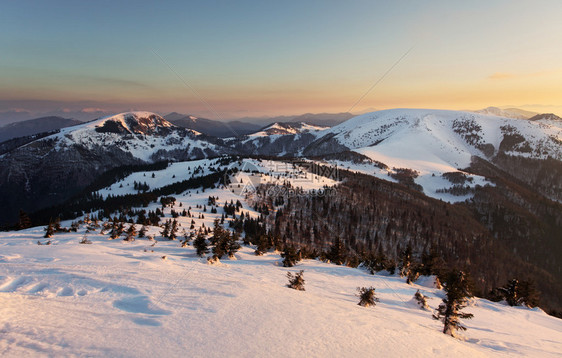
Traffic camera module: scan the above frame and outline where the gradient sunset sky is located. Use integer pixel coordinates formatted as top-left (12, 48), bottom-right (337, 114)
top-left (2, 0), bottom-right (562, 120)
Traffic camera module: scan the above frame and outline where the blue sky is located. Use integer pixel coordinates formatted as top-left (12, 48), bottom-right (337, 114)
top-left (2, 0), bottom-right (562, 120)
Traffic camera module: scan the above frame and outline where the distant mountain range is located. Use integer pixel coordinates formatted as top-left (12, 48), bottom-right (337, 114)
top-left (163, 112), bottom-right (261, 137)
top-left (0, 111), bottom-right (352, 142)
top-left (3, 108), bottom-right (548, 143)
top-left (0, 116), bottom-right (82, 143)
top-left (248, 122), bottom-right (328, 136)
top-left (162, 111), bottom-right (353, 137)
top-left (472, 106), bottom-right (538, 119)
top-left (2, 108), bottom-right (560, 223)
top-left (233, 112), bottom-right (355, 127)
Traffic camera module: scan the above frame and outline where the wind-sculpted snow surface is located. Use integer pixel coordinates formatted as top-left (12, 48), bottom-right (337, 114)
top-left (0, 224), bottom-right (561, 357)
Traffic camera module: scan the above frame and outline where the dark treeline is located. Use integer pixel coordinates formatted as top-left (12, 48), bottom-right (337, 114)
top-left (0, 129), bottom-right (61, 155)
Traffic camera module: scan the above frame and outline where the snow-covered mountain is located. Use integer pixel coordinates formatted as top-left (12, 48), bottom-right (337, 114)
top-left (249, 122), bottom-right (328, 137)
top-left (473, 106), bottom-right (538, 119)
top-left (302, 108), bottom-right (562, 201)
top-left (0, 112), bottom-right (231, 223)
top-left (221, 121), bottom-right (328, 157)
top-left (2, 108), bottom-right (561, 221)
top-left (47, 111), bottom-right (225, 162)
top-left (233, 112), bottom-right (354, 127)
top-left (312, 108), bottom-right (561, 162)
top-left (528, 113), bottom-right (562, 122)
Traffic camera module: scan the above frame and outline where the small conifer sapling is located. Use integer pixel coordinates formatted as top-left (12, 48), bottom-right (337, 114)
top-left (286, 270), bottom-right (305, 291)
top-left (357, 286), bottom-right (379, 307)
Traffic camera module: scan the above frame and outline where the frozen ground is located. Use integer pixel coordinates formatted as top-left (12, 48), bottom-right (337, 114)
top-left (1, 224), bottom-right (561, 357)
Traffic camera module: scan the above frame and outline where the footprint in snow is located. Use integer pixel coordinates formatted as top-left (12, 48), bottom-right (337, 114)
top-left (58, 286), bottom-right (74, 296)
top-left (113, 296), bottom-right (172, 315)
top-left (132, 317), bottom-right (162, 326)
top-left (28, 282), bottom-right (50, 294)
top-left (0, 276), bottom-right (33, 292)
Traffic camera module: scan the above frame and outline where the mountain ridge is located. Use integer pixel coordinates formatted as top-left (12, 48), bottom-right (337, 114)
top-left (1, 108), bottom-right (561, 221)
top-left (164, 112), bottom-right (261, 137)
top-left (0, 116), bottom-right (82, 143)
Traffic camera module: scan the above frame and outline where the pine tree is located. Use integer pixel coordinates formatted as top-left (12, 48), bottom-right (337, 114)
top-left (138, 225), bottom-right (147, 238)
top-left (79, 235), bottom-right (92, 244)
top-left (500, 278), bottom-right (521, 306)
top-left (421, 248), bottom-right (444, 276)
top-left (517, 280), bottom-right (540, 308)
top-left (357, 286), bottom-right (379, 307)
top-left (180, 229), bottom-right (190, 247)
top-left (53, 217), bottom-right (62, 232)
top-left (227, 232), bottom-right (241, 258)
top-left (399, 243), bottom-right (413, 278)
top-left (124, 224), bottom-right (136, 242)
top-left (169, 219), bottom-right (179, 240)
top-left (70, 221), bottom-right (80, 232)
top-left (414, 290), bottom-right (429, 310)
top-left (281, 245), bottom-right (301, 267)
top-left (110, 229), bottom-right (119, 240)
top-left (433, 269), bottom-right (474, 337)
top-left (328, 237), bottom-right (346, 265)
top-left (363, 247), bottom-right (388, 274)
top-left (497, 278), bottom-right (540, 308)
top-left (212, 236), bottom-right (226, 259)
top-left (286, 270), bottom-right (305, 291)
top-left (193, 232), bottom-right (209, 257)
top-left (17, 210), bottom-right (32, 230)
top-left (160, 220), bottom-right (171, 239)
top-left (44, 221), bottom-right (55, 238)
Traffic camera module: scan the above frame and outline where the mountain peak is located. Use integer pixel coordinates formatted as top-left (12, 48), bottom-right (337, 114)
top-left (253, 121), bottom-right (328, 136)
top-left (93, 112), bottom-right (174, 135)
top-left (164, 112), bottom-right (198, 123)
top-left (473, 106), bottom-right (537, 119)
top-left (528, 113), bottom-right (562, 122)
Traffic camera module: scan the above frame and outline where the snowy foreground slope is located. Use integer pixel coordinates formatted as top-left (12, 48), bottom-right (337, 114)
top-left (1, 228), bottom-right (561, 357)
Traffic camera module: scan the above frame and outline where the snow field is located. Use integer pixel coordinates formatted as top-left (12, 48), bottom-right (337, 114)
top-left (1, 225), bottom-right (561, 357)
